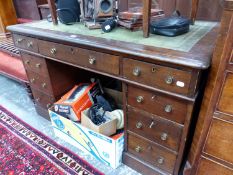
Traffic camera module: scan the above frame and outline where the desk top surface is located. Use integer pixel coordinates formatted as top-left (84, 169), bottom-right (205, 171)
top-left (8, 20), bottom-right (219, 69)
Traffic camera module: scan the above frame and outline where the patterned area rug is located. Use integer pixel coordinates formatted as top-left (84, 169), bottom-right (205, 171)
top-left (0, 105), bottom-right (104, 175)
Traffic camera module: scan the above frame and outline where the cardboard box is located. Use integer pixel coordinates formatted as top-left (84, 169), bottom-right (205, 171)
top-left (49, 109), bottom-right (124, 169)
top-left (54, 83), bottom-right (102, 122)
top-left (81, 108), bottom-right (117, 136)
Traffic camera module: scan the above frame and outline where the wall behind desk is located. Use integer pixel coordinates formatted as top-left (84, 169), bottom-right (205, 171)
top-left (125, 0), bottom-right (222, 21)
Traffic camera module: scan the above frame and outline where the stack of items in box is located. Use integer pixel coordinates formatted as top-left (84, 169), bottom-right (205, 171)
top-left (118, 7), bottom-right (165, 31)
top-left (49, 81), bottom-right (124, 168)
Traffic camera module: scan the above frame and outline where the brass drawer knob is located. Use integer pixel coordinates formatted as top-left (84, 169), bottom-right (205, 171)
top-left (24, 60), bottom-right (30, 65)
top-left (35, 63), bottom-right (41, 68)
top-left (27, 41), bottom-right (33, 48)
top-left (136, 122), bottom-right (143, 129)
top-left (41, 83), bottom-right (47, 88)
top-left (89, 57), bottom-right (96, 65)
top-left (35, 98), bottom-right (40, 102)
top-left (16, 38), bottom-right (23, 44)
top-left (136, 96), bottom-right (144, 103)
top-left (161, 133), bottom-right (168, 141)
top-left (157, 157), bottom-right (164, 164)
top-left (135, 146), bottom-right (142, 153)
top-left (133, 67), bottom-right (141, 76)
top-left (46, 103), bottom-right (52, 108)
top-left (165, 76), bottom-right (174, 85)
top-left (30, 78), bottom-right (35, 83)
top-left (51, 48), bottom-right (57, 55)
top-left (164, 105), bottom-right (172, 113)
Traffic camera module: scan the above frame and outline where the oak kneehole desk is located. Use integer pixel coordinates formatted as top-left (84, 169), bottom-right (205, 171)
top-left (8, 20), bottom-right (218, 175)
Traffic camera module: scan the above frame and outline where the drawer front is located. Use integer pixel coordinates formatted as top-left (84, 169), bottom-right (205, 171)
top-left (196, 157), bottom-right (233, 175)
top-left (13, 34), bottom-right (38, 52)
top-left (204, 118), bottom-right (233, 164)
top-left (127, 107), bottom-right (183, 151)
top-left (38, 40), bottom-right (77, 62)
top-left (123, 58), bottom-right (192, 95)
top-left (38, 40), bottom-right (120, 75)
top-left (77, 48), bottom-right (120, 75)
top-left (31, 88), bottom-right (55, 109)
top-left (26, 71), bottom-right (53, 95)
top-left (217, 73), bottom-right (233, 115)
top-left (21, 53), bottom-right (48, 75)
top-left (127, 86), bottom-right (188, 124)
top-left (127, 133), bottom-right (177, 173)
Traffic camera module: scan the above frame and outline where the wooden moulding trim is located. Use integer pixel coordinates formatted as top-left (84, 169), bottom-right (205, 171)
top-left (7, 26), bottom-right (212, 70)
top-left (222, 0), bottom-right (233, 11)
top-left (19, 49), bottom-right (197, 102)
top-left (201, 153), bottom-right (233, 171)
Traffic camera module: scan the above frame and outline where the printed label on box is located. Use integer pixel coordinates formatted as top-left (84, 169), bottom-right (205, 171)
top-left (49, 109), bottom-right (124, 169)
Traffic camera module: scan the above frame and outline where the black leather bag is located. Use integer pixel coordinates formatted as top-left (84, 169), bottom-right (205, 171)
top-left (56, 0), bottom-right (81, 24)
top-left (150, 12), bottom-right (190, 37)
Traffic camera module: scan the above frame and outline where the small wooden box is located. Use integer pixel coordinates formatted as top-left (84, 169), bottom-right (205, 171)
top-left (81, 108), bottom-right (117, 136)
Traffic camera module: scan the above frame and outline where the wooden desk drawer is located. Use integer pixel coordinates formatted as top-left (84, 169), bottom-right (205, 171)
top-left (217, 73), bottom-right (233, 115)
top-left (123, 58), bottom-right (192, 95)
top-left (77, 49), bottom-right (120, 75)
top-left (127, 107), bottom-right (183, 151)
top-left (127, 86), bottom-right (188, 124)
top-left (38, 40), bottom-right (77, 62)
top-left (13, 34), bottom-right (38, 52)
top-left (204, 118), bottom-right (233, 164)
top-left (21, 53), bottom-right (48, 75)
top-left (31, 88), bottom-right (55, 109)
top-left (26, 71), bottom-right (53, 95)
top-left (127, 133), bottom-right (177, 174)
top-left (38, 40), bottom-right (120, 75)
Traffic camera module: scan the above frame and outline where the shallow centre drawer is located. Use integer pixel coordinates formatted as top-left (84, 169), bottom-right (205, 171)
top-left (127, 107), bottom-right (183, 151)
top-left (38, 40), bottom-right (120, 75)
top-left (123, 58), bottom-right (193, 95)
top-left (127, 133), bottom-right (177, 174)
top-left (127, 85), bottom-right (188, 124)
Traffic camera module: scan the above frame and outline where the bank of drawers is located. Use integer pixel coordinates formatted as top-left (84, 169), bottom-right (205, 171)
top-left (125, 83), bottom-right (187, 174)
top-left (21, 53), bottom-right (56, 113)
